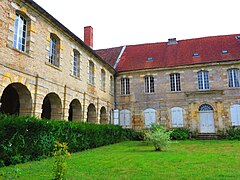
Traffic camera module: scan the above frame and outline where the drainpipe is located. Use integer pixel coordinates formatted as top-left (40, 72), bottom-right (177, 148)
top-left (63, 85), bottom-right (67, 120)
top-left (33, 74), bottom-right (39, 116)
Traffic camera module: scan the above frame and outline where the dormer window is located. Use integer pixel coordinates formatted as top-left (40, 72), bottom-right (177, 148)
top-left (222, 50), bottom-right (228, 54)
top-left (193, 53), bottom-right (199, 57)
top-left (236, 36), bottom-right (240, 39)
top-left (147, 57), bottom-right (153, 61)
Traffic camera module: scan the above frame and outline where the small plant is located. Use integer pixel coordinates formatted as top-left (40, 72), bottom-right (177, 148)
top-left (145, 125), bottom-right (172, 151)
top-left (52, 142), bottom-right (71, 180)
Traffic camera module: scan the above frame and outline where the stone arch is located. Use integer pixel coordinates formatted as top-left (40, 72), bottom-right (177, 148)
top-left (87, 103), bottom-right (97, 123)
top-left (68, 99), bottom-right (82, 122)
top-left (199, 104), bottom-right (213, 111)
top-left (100, 106), bottom-right (108, 124)
top-left (41, 93), bottom-right (62, 120)
top-left (199, 104), bottom-right (215, 133)
top-left (0, 83), bottom-right (32, 116)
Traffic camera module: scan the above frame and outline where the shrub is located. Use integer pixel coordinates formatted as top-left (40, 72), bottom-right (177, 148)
top-left (0, 113), bottom-right (136, 167)
top-left (52, 142), bottom-right (70, 180)
top-left (145, 125), bottom-right (172, 151)
top-left (226, 126), bottom-right (240, 140)
top-left (170, 128), bottom-right (190, 140)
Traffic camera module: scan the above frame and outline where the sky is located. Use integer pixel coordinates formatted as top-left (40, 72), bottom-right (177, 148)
top-left (34, 0), bottom-right (240, 50)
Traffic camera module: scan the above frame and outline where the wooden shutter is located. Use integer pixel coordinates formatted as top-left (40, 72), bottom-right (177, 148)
top-left (230, 104), bottom-right (240, 126)
top-left (171, 107), bottom-right (184, 127)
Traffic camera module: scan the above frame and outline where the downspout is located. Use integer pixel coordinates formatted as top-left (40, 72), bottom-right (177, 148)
top-left (33, 74), bottom-right (39, 116)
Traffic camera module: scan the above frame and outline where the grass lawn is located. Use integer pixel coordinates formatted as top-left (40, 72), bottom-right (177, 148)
top-left (0, 140), bottom-right (240, 179)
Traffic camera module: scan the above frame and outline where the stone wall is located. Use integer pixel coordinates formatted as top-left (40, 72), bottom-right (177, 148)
top-left (116, 62), bottom-right (240, 132)
top-left (0, 0), bottom-right (115, 123)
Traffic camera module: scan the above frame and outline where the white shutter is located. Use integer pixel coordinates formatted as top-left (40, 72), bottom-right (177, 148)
top-left (113, 109), bottom-right (119, 125)
top-left (171, 107), bottom-right (184, 127)
top-left (230, 105), bottom-right (240, 126)
top-left (119, 110), bottom-right (131, 127)
top-left (144, 108), bottom-right (156, 127)
top-left (120, 110), bottom-right (125, 126)
top-left (125, 110), bottom-right (131, 126)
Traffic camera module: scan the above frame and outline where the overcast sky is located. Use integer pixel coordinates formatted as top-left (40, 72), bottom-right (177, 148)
top-left (34, 0), bottom-right (240, 50)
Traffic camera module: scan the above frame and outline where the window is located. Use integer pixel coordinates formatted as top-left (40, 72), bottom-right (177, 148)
top-left (72, 50), bottom-right (80, 77)
top-left (110, 76), bottom-right (114, 94)
top-left (230, 104), bottom-right (240, 126)
top-left (88, 61), bottom-right (94, 84)
top-left (144, 108), bottom-right (156, 127)
top-left (145, 76), bottom-right (154, 93)
top-left (119, 109), bottom-right (131, 127)
top-left (193, 53), bottom-right (199, 57)
top-left (198, 71), bottom-right (209, 90)
top-left (121, 78), bottom-right (130, 95)
top-left (222, 50), bottom-right (228, 54)
top-left (228, 69), bottom-right (239, 88)
top-left (13, 13), bottom-right (27, 51)
top-left (170, 73), bottom-right (181, 91)
top-left (171, 107), bottom-right (184, 128)
top-left (49, 34), bottom-right (60, 66)
top-left (101, 69), bottom-right (106, 91)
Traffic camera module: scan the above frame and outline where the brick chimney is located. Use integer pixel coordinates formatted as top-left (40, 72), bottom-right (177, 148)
top-left (84, 26), bottom-right (93, 48)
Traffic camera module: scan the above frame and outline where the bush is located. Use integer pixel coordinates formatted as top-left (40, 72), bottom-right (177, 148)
top-left (145, 125), bottom-right (172, 151)
top-left (52, 142), bottom-right (70, 180)
top-left (0, 114), bottom-right (136, 167)
top-left (226, 126), bottom-right (240, 140)
top-left (170, 128), bottom-right (190, 140)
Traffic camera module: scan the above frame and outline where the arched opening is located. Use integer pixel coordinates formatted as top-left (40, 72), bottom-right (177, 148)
top-left (199, 104), bottom-right (215, 133)
top-left (100, 106), bottom-right (108, 124)
top-left (87, 103), bottom-right (97, 123)
top-left (0, 83), bottom-right (32, 116)
top-left (41, 93), bottom-right (62, 120)
top-left (68, 99), bottom-right (82, 122)
top-left (144, 108), bottom-right (156, 128)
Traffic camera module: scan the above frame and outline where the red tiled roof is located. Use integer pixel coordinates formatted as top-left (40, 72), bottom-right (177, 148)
top-left (96, 34), bottom-right (240, 72)
top-left (95, 46), bottom-right (123, 67)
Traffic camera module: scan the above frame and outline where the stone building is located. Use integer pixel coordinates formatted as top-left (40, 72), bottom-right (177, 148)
top-left (97, 36), bottom-right (240, 134)
top-left (1, 0), bottom-right (240, 135)
top-left (0, 0), bottom-right (115, 123)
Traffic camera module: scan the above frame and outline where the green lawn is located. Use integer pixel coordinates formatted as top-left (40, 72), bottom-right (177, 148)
top-left (1, 140), bottom-right (240, 180)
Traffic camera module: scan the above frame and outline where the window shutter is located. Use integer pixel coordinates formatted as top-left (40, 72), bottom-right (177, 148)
top-left (120, 110), bottom-right (125, 126)
top-left (230, 105), bottom-right (240, 126)
top-left (114, 110), bottom-right (119, 125)
top-left (171, 107), bottom-right (184, 127)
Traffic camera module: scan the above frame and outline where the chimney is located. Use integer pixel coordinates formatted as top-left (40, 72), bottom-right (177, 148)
top-left (84, 26), bottom-right (93, 48)
top-left (167, 38), bottom-right (177, 45)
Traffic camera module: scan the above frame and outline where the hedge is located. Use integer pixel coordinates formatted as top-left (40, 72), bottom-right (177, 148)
top-left (170, 128), bottom-right (190, 140)
top-left (0, 114), bottom-right (138, 167)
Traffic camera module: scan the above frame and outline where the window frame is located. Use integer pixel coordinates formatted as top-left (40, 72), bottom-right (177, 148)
top-left (13, 13), bottom-right (28, 52)
top-left (110, 76), bottom-right (114, 94)
top-left (197, 71), bottom-right (210, 90)
top-left (170, 73), bottom-right (181, 92)
top-left (228, 69), bottom-right (240, 88)
top-left (120, 78), bottom-right (130, 95)
top-left (49, 34), bottom-right (60, 67)
top-left (88, 61), bottom-right (95, 85)
top-left (144, 76), bottom-right (154, 94)
top-left (101, 69), bottom-right (106, 91)
top-left (72, 49), bottom-right (80, 77)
